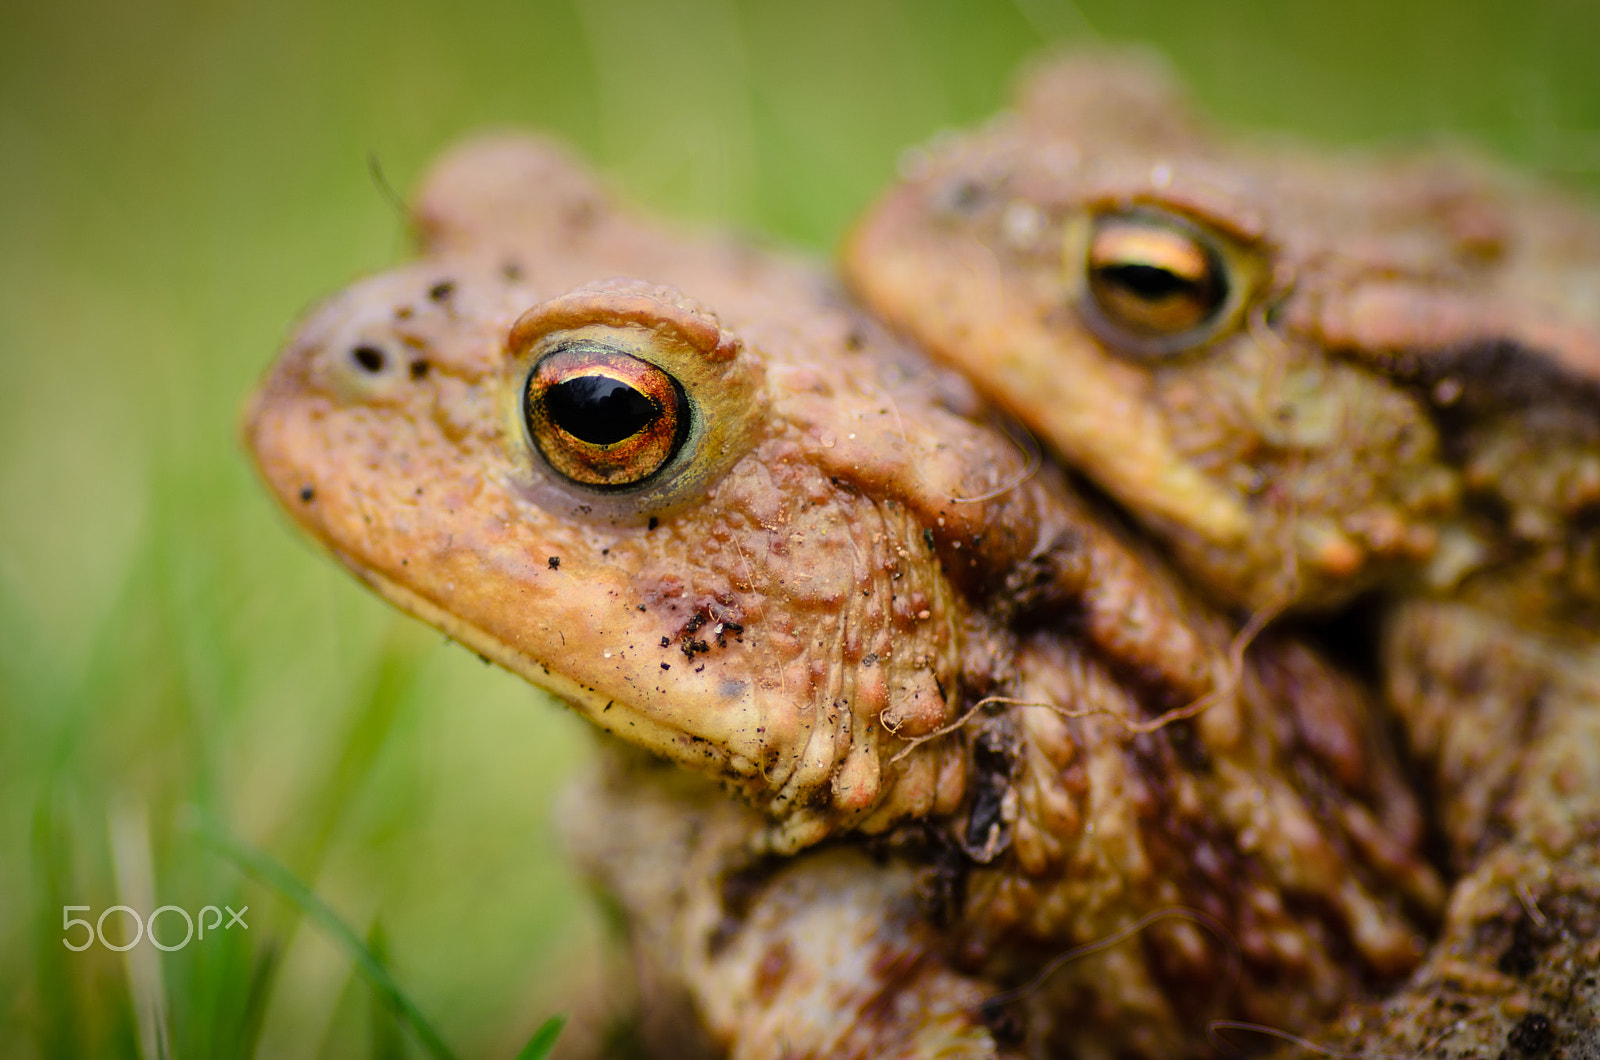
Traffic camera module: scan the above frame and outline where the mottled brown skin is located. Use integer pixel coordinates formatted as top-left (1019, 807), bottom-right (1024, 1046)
top-left (847, 52), bottom-right (1600, 1058)
top-left (247, 136), bottom-right (1441, 1059)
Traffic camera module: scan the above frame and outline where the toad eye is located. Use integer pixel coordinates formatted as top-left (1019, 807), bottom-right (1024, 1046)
top-left (524, 344), bottom-right (689, 488)
top-left (1082, 210), bottom-right (1230, 352)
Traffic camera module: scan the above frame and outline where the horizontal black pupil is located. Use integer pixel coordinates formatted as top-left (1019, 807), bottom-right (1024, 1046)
top-left (1099, 262), bottom-right (1201, 301)
top-left (547, 374), bottom-right (659, 445)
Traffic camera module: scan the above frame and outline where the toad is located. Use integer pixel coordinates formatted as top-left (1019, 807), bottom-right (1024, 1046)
top-left (846, 52), bottom-right (1600, 1058)
top-left (247, 135), bottom-right (1442, 1059)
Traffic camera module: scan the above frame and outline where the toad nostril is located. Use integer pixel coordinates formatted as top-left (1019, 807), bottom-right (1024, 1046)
top-left (351, 345), bottom-right (387, 373)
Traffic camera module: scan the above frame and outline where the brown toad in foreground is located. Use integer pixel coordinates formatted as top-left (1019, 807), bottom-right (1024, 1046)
top-left (247, 135), bottom-right (1442, 1058)
top-left (848, 52), bottom-right (1600, 1058)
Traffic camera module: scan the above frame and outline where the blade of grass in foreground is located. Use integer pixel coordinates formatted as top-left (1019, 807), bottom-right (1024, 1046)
top-left (193, 818), bottom-right (458, 1060)
top-left (515, 1015), bottom-right (566, 1060)
top-left (195, 818), bottom-right (568, 1060)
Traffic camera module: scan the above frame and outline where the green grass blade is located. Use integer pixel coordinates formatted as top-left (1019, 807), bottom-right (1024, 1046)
top-left (192, 820), bottom-right (457, 1060)
top-left (514, 1015), bottom-right (566, 1060)
top-left (366, 921), bottom-right (407, 1060)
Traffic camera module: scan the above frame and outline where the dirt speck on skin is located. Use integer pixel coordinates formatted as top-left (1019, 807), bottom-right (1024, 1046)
top-left (1505, 1013), bottom-right (1552, 1056)
top-left (1497, 914), bottom-right (1541, 977)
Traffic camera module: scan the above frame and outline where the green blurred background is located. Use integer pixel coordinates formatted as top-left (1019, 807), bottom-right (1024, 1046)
top-left (3, 1), bottom-right (1598, 1057)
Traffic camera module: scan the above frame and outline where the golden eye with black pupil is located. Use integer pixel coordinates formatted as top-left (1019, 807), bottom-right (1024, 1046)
top-left (523, 344), bottom-right (688, 489)
top-left (1084, 210), bottom-right (1229, 346)
top-left (507, 281), bottom-right (768, 518)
